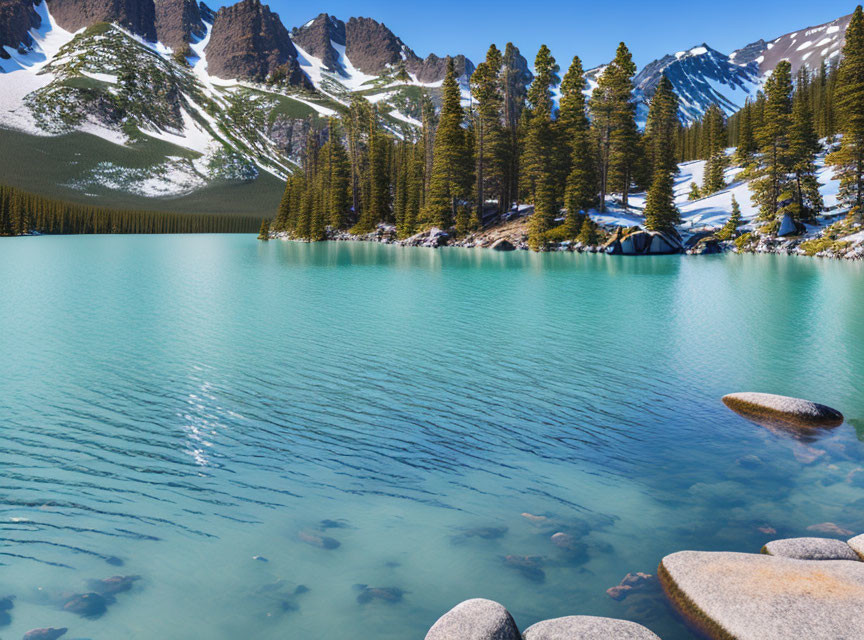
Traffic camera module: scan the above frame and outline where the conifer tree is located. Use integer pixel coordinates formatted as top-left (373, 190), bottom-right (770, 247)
top-left (258, 217), bottom-right (270, 240)
top-left (717, 195), bottom-right (743, 239)
top-left (643, 75), bottom-right (681, 232)
top-left (688, 182), bottom-right (701, 200)
top-left (735, 100), bottom-right (758, 167)
top-left (577, 216), bottom-right (600, 245)
top-left (828, 5), bottom-right (864, 222)
top-left (471, 44), bottom-right (506, 226)
top-left (326, 119), bottom-right (352, 229)
top-left (424, 59), bottom-right (472, 229)
top-left (750, 60), bottom-right (795, 222)
top-left (559, 55), bottom-right (597, 234)
top-left (700, 104), bottom-right (727, 194)
top-left (590, 42), bottom-right (639, 212)
top-left (522, 45), bottom-right (560, 249)
top-left (501, 43), bottom-right (530, 210)
top-left (790, 68), bottom-right (823, 221)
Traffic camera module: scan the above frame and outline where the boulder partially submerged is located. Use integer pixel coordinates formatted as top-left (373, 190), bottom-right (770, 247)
top-left (659, 550), bottom-right (864, 639)
top-left (605, 229), bottom-right (683, 255)
top-left (522, 615), bottom-right (660, 639)
top-left (722, 392), bottom-right (843, 430)
top-left (761, 537), bottom-right (860, 561)
top-left (424, 598), bottom-right (520, 640)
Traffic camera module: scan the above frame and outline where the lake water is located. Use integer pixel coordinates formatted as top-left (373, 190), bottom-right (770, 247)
top-left (1, 235), bottom-right (863, 639)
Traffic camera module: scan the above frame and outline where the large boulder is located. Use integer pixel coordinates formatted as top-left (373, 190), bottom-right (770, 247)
top-left (777, 213), bottom-right (806, 237)
top-left (425, 599), bottom-right (520, 640)
top-left (848, 534), bottom-right (864, 560)
top-left (762, 537), bottom-right (860, 561)
top-left (659, 550), bottom-right (864, 639)
top-left (722, 392), bottom-right (843, 429)
top-left (605, 229), bottom-right (682, 255)
top-left (23, 630), bottom-right (67, 640)
top-left (490, 238), bottom-right (516, 251)
top-left (522, 616), bottom-right (660, 639)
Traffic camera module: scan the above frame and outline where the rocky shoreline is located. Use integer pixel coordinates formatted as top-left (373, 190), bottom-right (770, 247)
top-left (421, 392), bottom-right (858, 639)
top-left (269, 214), bottom-right (864, 260)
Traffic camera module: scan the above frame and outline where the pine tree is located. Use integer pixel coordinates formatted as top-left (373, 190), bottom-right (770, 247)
top-left (590, 42), bottom-right (639, 212)
top-left (471, 44), bottom-right (506, 227)
top-left (688, 182), bottom-right (701, 200)
top-left (424, 58), bottom-right (472, 229)
top-left (789, 67), bottom-right (823, 221)
top-left (700, 104), bottom-right (727, 194)
top-left (559, 55), bottom-right (597, 235)
top-left (750, 60), bottom-right (795, 222)
top-left (577, 216), bottom-right (600, 245)
top-left (717, 195), bottom-right (743, 239)
top-left (326, 119), bottom-right (352, 229)
top-left (735, 100), bottom-right (758, 167)
top-left (643, 75), bottom-right (681, 232)
top-left (522, 45), bottom-right (560, 249)
top-left (828, 5), bottom-right (864, 222)
top-left (501, 43), bottom-right (530, 210)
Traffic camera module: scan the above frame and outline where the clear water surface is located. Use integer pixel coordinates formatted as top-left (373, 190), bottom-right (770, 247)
top-left (1, 235), bottom-right (863, 639)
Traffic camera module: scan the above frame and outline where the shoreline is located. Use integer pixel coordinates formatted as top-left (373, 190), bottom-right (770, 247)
top-left (269, 221), bottom-right (864, 261)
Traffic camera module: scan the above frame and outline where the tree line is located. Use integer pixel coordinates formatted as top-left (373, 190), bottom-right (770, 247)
top-left (0, 185), bottom-right (261, 236)
top-left (271, 5), bottom-right (864, 248)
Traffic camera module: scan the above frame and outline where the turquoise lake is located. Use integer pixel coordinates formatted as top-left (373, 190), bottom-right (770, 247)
top-left (1, 235), bottom-right (864, 639)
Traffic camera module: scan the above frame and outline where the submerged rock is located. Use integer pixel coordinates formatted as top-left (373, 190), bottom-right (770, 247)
top-left (353, 585), bottom-right (405, 604)
top-left (424, 598), bottom-right (520, 640)
top-left (453, 526), bottom-right (508, 543)
top-left (23, 629), bottom-right (67, 640)
top-left (762, 537), bottom-right (860, 561)
top-left (659, 550), bottom-right (864, 639)
top-left (503, 555), bottom-right (545, 583)
top-left (298, 530), bottom-right (340, 549)
top-left (85, 575), bottom-right (140, 596)
top-left (63, 592), bottom-right (109, 618)
top-left (522, 615), bottom-right (661, 639)
top-left (807, 522), bottom-right (854, 537)
top-left (0, 595), bottom-right (14, 611)
top-left (319, 519), bottom-right (349, 529)
top-left (606, 572), bottom-right (659, 601)
top-left (722, 392), bottom-right (844, 430)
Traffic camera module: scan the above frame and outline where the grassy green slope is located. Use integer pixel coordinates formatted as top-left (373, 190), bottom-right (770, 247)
top-left (0, 128), bottom-right (284, 215)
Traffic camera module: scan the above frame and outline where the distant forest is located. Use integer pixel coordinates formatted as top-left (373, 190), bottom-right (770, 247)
top-left (0, 185), bottom-right (260, 236)
top-left (268, 6), bottom-right (864, 249)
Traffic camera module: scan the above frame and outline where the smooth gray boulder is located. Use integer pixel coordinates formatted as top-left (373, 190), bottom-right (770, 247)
top-left (659, 550), bottom-right (864, 639)
top-left (722, 392), bottom-right (843, 429)
top-left (522, 615), bottom-right (660, 639)
top-left (425, 598), bottom-right (520, 640)
top-left (848, 534), bottom-right (864, 560)
top-left (762, 537), bottom-right (860, 561)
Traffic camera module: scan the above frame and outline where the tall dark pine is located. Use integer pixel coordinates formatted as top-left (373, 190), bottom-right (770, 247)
top-left (559, 55), bottom-right (597, 234)
top-left (828, 5), bottom-right (864, 222)
top-left (424, 59), bottom-right (472, 229)
top-left (750, 61), bottom-right (795, 222)
top-left (521, 45), bottom-right (560, 249)
top-left (643, 75), bottom-right (681, 232)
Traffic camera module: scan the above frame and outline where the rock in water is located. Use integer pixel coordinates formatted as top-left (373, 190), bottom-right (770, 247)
top-left (522, 615), bottom-right (661, 639)
top-left (62, 592), bottom-right (109, 618)
top-left (807, 522), bottom-right (854, 537)
top-left (86, 575), bottom-right (140, 596)
top-left (23, 629), bottom-right (67, 640)
top-left (722, 392), bottom-right (843, 430)
top-left (353, 585), bottom-right (404, 605)
top-left (425, 598), bottom-right (520, 640)
top-left (298, 530), bottom-right (340, 549)
top-left (490, 239), bottom-right (516, 251)
top-left (0, 595), bottom-right (14, 611)
top-left (762, 537), bottom-right (860, 561)
top-left (659, 550), bottom-right (864, 639)
top-left (848, 534), bottom-right (864, 560)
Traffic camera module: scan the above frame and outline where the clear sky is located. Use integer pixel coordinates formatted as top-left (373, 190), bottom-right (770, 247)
top-left (240, 0), bottom-right (856, 70)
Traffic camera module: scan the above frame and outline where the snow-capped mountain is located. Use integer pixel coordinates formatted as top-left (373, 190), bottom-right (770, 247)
top-left (630, 12), bottom-right (852, 123)
top-left (0, 0), bottom-right (484, 209)
top-left (0, 0), bottom-right (855, 211)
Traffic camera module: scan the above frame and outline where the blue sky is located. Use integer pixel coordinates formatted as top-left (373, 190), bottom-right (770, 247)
top-left (249, 0), bottom-right (856, 69)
